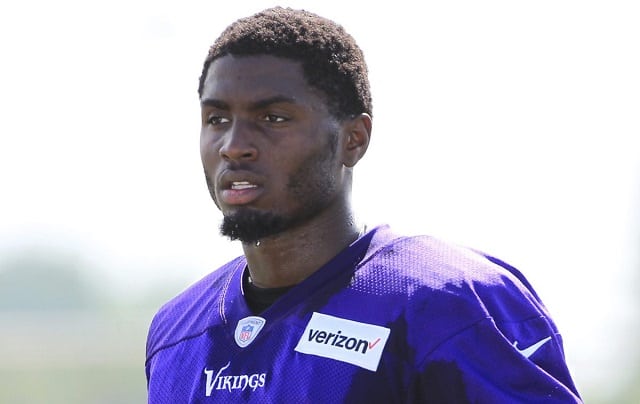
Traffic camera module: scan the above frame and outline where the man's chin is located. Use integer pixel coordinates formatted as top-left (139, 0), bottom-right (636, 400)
top-left (220, 209), bottom-right (289, 243)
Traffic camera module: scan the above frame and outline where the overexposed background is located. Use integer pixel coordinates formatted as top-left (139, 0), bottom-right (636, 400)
top-left (0, 1), bottom-right (638, 402)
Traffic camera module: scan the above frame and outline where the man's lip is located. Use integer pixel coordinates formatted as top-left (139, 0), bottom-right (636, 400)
top-left (219, 186), bottom-right (263, 205)
top-left (218, 170), bottom-right (263, 189)
top-left (217, 170), bottom-right (264, 205)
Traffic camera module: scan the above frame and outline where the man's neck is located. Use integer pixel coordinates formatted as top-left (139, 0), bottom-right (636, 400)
top-left (240, 204), bottom-right (360, 289)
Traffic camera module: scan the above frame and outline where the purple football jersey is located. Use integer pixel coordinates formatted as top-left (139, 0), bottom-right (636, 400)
top-left (146, 225), bottom-right (581, 403)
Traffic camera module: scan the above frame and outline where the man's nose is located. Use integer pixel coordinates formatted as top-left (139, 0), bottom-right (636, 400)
top-left (219, 119), bottom-right (258, 162)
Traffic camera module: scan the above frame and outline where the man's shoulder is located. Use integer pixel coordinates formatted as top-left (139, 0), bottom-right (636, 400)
top-left (363, 226), bottom-right (548, 320)
top-left (366, 227), bottom-right (518, 288)
top-left (155, 256), bottom-right (243, 317)
top-left (146, 256), bottom-right (245, 361)
top-left (361, 227), bottom-right (554, 356)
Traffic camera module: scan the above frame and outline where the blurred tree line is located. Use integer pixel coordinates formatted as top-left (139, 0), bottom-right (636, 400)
top-left (0, 249), bottom-right (102, 311)
top-left (0, 247), bottom-right (179, 403)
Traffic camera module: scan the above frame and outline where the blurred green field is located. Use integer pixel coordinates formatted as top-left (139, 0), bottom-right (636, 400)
top-left (0, 366), bottom-right (144, 404)
top-left (0, 311), bottom-right (150, 404)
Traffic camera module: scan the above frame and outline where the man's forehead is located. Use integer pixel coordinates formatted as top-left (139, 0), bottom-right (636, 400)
top-left (205, 55), bottom-right (305, 84)
top-left (200, 54), bottom-right (322, 105)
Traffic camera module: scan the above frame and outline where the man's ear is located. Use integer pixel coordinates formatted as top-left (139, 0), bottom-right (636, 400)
top-left (341, 113), bottom-right (372, 168)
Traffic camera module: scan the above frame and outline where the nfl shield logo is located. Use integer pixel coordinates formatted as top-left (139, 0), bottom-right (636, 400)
top-left (239, 324), bottom-right (254, 342)
top-left (234, 316), bottom-right (266, 348)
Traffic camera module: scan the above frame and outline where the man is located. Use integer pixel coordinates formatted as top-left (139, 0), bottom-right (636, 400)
top-left (146, 7), bottom-right (582, 403)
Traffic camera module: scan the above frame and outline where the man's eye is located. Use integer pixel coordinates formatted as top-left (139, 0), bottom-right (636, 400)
top-left (263, 114), bottom-right (287, 123)
top-left (207, 116), bottom-right (230, 125)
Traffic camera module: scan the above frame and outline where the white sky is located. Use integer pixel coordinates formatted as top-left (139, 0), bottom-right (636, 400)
top-left (1, 0), bottom-right (638, 398)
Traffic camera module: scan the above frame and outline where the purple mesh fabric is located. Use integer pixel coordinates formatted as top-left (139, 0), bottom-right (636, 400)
top-left (146, 225), bottom-right (581, 403)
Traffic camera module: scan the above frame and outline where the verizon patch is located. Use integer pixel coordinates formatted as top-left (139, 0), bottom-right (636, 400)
top-left (294, 312), bottom-right (390, 371)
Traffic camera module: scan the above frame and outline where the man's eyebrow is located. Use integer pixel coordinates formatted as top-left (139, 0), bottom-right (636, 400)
top-left (200, 98), bottom-right (229, 109)
top-left (249, 95), bottom-right (298, 111)
top-left (200, 95), bottom-right (298, 110)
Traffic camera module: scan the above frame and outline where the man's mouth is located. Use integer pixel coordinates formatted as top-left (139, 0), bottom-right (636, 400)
top-left (220, 180), bottom-right (262, 205)
top-left (231, 181), bottom-right (258, 190)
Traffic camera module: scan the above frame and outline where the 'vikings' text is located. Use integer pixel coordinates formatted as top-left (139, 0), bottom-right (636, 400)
top-left (203, 362), bottom-right (266, 396)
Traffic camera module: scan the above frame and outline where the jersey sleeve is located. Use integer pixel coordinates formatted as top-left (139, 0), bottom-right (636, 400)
top-left (409, 315), bottom-right (581, 403)
top-left (352, 230), bottom-right (582, 402)
top-left (404, 261), bottom-right (583, 404)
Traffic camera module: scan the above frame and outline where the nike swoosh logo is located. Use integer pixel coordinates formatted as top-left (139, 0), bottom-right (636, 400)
top-left (513, 336), bottom-right (552, 359)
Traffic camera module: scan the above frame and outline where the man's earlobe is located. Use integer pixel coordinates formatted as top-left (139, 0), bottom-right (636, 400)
top-left (343, 113), bottom-right (372, 168)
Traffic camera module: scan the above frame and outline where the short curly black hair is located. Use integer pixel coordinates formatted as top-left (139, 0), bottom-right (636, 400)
top-left (198, 7), bottom-right (372, 119)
